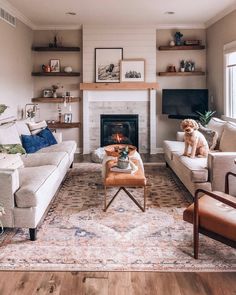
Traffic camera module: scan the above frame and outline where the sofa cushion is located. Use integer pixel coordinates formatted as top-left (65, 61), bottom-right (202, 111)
top-left (163, 140), bottom-right (184, 161)
top-left (15, 120), bottom-right (31, 136)
top-left (220, 121), bottom-right (236, 152)
top-left (208, 117), bottom-right (226, 148)
top-left (0, 123), bottom-right (21, 145)
top-left (183, 191), bottom-right (236, 242)
top-left (27, 120), bottom-right (47, 135)
top-left (21, 134), bottom-right (49, 153)
top-left (172, 153), bottom-right (208, 183)
top-left (21, 152), bottom-right (68, 168)
top-left (198, 124), bottom-right (218, 150)
top-left (37, 140), bottom-right (76, 156)
top-left (15, 165), bottom-right (57, 208)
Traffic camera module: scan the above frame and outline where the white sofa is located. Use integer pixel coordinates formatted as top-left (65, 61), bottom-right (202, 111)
top-left (0, 120), bottom-right (76, 240)
top-left (163, 117), bottom-right (236, 197)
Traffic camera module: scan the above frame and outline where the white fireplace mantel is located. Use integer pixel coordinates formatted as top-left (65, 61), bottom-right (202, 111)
top-left (80, 83), bottom-right (159, 154)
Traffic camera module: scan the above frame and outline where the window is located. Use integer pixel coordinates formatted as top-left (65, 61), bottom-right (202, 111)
top-left (225, 46), bottom-right (236, 118)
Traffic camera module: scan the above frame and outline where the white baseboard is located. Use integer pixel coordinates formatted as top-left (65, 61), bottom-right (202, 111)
top-left (150, 147), bottom-right (163, 154)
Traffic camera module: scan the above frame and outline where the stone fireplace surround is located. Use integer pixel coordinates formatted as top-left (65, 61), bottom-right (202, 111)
top-left (81, 84), bottom-right (157, 154)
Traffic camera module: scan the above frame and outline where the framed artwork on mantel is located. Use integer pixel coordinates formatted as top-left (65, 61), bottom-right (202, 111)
top-left (120, 59), bottom-right (145, 82)
top-left (95, 48), bottom-right (123, 83)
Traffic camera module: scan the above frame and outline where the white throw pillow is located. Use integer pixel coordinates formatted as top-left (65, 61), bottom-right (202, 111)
top-left (27, 120), bottom-right (47, 135)
top-left (0, 123), bottom-right (21, 144)
top-left (208, 117), bottom-right (226, 140)
top-left (220, 121), bottom-right (236, 152)
top-left (15, 120), bottom-right (31, 136)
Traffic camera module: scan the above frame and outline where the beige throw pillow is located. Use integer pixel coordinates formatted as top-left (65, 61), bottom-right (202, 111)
top-left (220, 122), bottom-right (236, 152)
top-left (27, 120), bottom-right (47, 135)
top-left (198, 124), bottom-right (218, 150)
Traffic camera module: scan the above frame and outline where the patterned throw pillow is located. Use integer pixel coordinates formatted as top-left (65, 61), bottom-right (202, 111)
top-left (0, 144), bottom-right (26, 154)
top-left (198, 124), bottom-right (218, 150)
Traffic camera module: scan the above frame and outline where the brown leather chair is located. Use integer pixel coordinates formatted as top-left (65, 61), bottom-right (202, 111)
top-left (183, 171), bottom-right (236, 259)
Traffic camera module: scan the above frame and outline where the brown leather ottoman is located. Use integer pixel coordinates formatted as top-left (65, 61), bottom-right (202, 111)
top-left (104, 159), bottom-right (147, 212)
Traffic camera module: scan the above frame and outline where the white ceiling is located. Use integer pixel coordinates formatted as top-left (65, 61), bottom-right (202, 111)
top-left (2, 0), bottom-right (236, 29)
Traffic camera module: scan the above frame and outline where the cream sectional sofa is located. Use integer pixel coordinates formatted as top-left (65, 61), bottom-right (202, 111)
top-left (0, 120), bottom-right (76, 240)
top-left (163, 117), bottom-right (236, 197)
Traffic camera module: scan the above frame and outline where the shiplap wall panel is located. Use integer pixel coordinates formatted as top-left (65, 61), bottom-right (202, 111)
top-left (83, 25), bottom-right (156, 82)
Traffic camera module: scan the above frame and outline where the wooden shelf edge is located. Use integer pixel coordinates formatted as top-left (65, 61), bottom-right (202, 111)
top-left (32, 72), bottom-right (80, 77)
top-left (80, 82), bottom-right (159, 90)
top-left (158, 71), bottom-right (205, 77)
top-left (158, 45), bottom-right (205, 51)
top-left (47, 122), bottom-right (80, 129)
top-left (32, 46), bottom-right (80, 52)
top-left (32, 97), bottom-right (80, 103)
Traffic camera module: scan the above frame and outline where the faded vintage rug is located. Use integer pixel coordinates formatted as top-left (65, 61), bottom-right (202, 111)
top-left (0, 163), bottom-right (236, 271)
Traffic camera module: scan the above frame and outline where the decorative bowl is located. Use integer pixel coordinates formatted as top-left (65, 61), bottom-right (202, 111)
top-left (104, 144), bottom-right (137, 157)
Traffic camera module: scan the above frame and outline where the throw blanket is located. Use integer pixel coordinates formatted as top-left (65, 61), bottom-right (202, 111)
top-left (102, 151), bottom-right (144, 178)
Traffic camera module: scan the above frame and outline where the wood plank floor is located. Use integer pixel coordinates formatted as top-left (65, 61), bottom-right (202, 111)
top-left (0, 272), bottom-right (235, 295)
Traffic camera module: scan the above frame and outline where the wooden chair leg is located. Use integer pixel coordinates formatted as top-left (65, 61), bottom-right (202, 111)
top-left (194, 226), bottom-right (199, 259)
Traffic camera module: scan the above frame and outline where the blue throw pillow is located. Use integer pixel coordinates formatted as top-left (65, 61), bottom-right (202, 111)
top-left (38, 127), bottom-right (57, 146)
top-left (21, 134), bottom-right (49, 153)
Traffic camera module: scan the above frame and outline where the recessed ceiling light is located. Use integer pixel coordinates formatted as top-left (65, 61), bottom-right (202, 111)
top-left (164, 11), bottom-right (175, 15)
top-left (66, 12), bottom-right (77, 16)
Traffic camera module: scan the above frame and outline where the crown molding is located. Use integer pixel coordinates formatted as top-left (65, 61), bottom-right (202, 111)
top-left (156, 23), bottom-right (206, 29)
top-left (0, 0), bottom-right (35, 29)
top-left (205, 3), bottom-right (236, 28)
top-left (33, 24), bottom-right (82, 30)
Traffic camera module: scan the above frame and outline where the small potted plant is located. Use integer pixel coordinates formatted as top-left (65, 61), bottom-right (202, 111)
top-left (0, 203), bottom-right (5, 235)
top-left (117, 146), bottom-right (130, 169)
top-left (196, 110), bottom-right (216, 127)
top-left (180, 60), bottom-right (185, 72)
top-left (0, 104), bottom-right (8, 115)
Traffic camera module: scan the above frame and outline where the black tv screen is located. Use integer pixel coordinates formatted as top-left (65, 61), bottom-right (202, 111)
top-left (162, 89), bottom-right (208, 119)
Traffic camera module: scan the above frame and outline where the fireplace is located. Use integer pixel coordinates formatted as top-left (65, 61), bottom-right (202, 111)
top-left (101, 114), bottom-right (139, 148)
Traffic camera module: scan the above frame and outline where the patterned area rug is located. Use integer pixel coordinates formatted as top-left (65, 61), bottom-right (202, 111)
top-left (0, 163), bottom-right (236, 271)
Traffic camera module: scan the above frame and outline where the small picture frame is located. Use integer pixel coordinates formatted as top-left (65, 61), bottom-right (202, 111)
top-left (43, 89), bottom-right (53, 98)
top-left (50, 59), bottom-right (60, 72)
top-left (95, 48), bottom-right (123, 83)
top-left (120, 59), bottom-right (145, 82)
top-left (64, 113), bottom-right (72, 123)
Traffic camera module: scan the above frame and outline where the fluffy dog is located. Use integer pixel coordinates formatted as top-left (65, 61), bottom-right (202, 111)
top-left (181, 119), bottom-right (209, 158)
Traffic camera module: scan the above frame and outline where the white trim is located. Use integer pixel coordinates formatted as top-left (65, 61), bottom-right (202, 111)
top-left (33, 24), bottom-right (82, 31)
top-left (224, 40), bottom-right (236, 54)
top-left (205, 3), bottom-right (236, 28)
top-left (156, 23), bottom-right (206, 29)
top-left (151, 147), bottom-right (163, 154)
top-left (0, 0), bottom-right (35, 29)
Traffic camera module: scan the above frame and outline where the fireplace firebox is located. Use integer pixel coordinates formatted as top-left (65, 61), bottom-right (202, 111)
top-left (101, 114), bottom-right (139, 148)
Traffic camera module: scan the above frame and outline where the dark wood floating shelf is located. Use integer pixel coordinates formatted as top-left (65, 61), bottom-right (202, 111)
top-left (47, 122), bottom-right (80, 129)
top-left (32, 97), bottom-right (80, 103)
top-left (158, 45), bottom-right (205, 51)
top-left (32, 72), bottom-right (80, 77)
top-left (158, 71), bottom-right (205, 76)
top-left (32, 46), bottom-right (80, 52)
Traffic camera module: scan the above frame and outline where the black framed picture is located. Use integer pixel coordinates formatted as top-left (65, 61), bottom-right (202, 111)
top-left (95, 48), bottom-right (123, 83)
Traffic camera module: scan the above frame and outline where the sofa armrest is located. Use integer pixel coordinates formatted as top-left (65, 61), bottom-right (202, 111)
top-left (176, 132), bottom-right (184, 142)
top-left (208, 152), bottom-right (236, 194)
top-left (0, 169), bottom-right (19, 208)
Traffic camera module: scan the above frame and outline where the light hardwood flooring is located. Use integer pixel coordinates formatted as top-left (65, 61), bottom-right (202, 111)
top-left (0, 272), bottom-right (235, 295)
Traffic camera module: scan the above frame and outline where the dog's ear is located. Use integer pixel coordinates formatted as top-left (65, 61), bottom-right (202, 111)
top-left (193, 120), bottom-right (199, 130)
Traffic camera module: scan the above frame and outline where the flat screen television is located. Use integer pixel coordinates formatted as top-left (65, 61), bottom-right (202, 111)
top-left (162, 89), bottom-right (208, 119)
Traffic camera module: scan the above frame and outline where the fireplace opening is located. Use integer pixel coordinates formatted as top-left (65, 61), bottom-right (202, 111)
top-left (101, 114), bottom-right (139, 148)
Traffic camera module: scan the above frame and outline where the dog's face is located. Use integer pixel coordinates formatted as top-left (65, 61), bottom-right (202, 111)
top-left (181, 119), bottom-right (199, 134)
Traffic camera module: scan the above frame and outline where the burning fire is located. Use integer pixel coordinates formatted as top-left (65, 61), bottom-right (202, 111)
top-left (112, 133), bottom-right (124, 143)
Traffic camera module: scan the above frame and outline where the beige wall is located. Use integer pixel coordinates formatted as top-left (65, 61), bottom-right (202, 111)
top-left (0, 18), bottom-right (33, 119)
top-left (156, 29), bottom-right (206, 147)
top-left (33, 30), bottom-right (82, 149)
top-left (207, 10), bottom-right (236, 115)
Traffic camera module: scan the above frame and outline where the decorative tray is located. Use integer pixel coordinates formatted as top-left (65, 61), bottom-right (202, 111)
top-left (104, 144), bottom-right (137, 157)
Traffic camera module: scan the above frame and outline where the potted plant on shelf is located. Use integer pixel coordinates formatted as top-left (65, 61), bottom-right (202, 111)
top-left (180, 60), bottom-right (185, 72)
